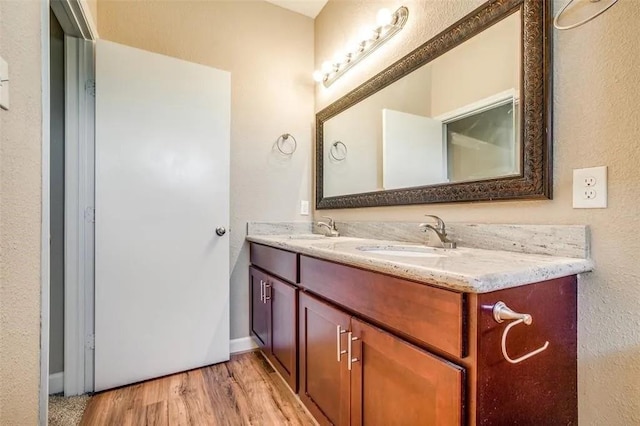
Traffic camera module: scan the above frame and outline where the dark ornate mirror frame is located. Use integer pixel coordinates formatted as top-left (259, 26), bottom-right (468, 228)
top-left (316, 0), bottom-right (551, 209)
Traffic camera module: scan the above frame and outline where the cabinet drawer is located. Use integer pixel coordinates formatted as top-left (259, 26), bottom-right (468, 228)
top-left (250, 243), bottom-right (298, 283)
top-left (299, 255), bottom-right (465, 358)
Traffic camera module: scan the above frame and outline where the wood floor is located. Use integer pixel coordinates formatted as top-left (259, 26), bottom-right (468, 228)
top-left (81, 351), bottom-right (315, 425)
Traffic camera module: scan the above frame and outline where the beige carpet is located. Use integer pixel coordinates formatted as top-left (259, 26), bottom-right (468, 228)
top-left (49, 394), bottom-right (90, 426)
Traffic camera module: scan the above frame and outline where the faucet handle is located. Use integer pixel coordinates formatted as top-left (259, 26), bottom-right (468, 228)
top-left (423, 214), bottom-right (445, 231)
top-left (321, 216), bottom-right (335, 228)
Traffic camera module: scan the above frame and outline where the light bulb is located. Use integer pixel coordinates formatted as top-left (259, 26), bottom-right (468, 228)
top-left (347, 40), bottom-right (362, 55)
top-left (333, 51), bottom-right (345, 66)
top-left (359, 26), bottom-right (375, 42)
top-left (312, 70), bottom-right (324, 82)
top-left (321, 61), bottom-right (333, 74)
top-left (376, 8), bottom-right (393, 26)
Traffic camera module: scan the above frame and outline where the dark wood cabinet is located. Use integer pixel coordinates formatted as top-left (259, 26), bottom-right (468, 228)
top-left (249, 266), bottom-right (269, 350)
top-left (299, 292), bottom-right (351, 426)
top-left (269, 275), bottom-right (297, 390)
top-left (300, 255), bottom-right (465, 357)
top-left (299, 292), bottom-right (464, 426)
top-left (249, 265), bottom-right (298, 390)
top-left (296, 254), bottom-right (577, 425)
top-left (350, 317), bottom-right (463, 426)
top-left (249, 243), bottom-right (578, 425)
top-left (250, 243), bottom-right (297, 283)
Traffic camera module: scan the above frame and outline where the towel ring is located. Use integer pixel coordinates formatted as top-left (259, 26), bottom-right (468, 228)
top-left (554, 0), bottom-right (618, 30)
top-left (329, 141), bottom-right (347, 161)
top-left (276, 133), bottom-right (297, 155)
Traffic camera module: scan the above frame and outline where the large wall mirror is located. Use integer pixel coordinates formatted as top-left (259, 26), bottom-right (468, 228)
top-left (316, 0), bottom-right (551, 209)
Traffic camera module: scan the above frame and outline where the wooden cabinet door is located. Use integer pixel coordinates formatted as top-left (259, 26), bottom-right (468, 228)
top-left (269, 276), bottom-right (298, 391)
top-left (350, 318), bottom-right (464, 426)
top-left (249, 266), bottom-right (270, 351)
top-left (299, 292), bottom-right (351, 426)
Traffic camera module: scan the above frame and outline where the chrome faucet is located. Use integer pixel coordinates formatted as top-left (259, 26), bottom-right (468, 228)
top-left (316, 216), bottom-right (340, 237)
top-left (418, 215), bottom-right (456, 249)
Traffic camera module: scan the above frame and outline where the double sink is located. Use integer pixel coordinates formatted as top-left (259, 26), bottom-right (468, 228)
top-left (285, 234), bottom-right (455, 259)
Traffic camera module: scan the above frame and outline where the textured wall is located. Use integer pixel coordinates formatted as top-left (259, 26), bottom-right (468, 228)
top-left (0, 1), bottom-right (43, 424)
top-left (314, 1), bottom-right (640, 424)
top-left (98, 0), bottom-right (314, 340)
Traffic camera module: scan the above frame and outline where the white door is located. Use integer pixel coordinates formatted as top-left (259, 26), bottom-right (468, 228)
top-left (94, 40), bottom-right (230, 391)
top-left (382, 109), bottom-right (446, 189)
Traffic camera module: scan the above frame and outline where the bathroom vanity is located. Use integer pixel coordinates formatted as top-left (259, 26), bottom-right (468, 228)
top-left (246, 0), bottom-right (579, 421)
top-left (246, 233), bottom-right (592, 425)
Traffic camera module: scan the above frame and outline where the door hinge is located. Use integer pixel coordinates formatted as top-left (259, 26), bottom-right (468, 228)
top-left (84, 207), bottom-right (95, 223)
top-left (85, 79), bottom-right (95, 97)
top-left (85, 334), bottom-right (95, 350)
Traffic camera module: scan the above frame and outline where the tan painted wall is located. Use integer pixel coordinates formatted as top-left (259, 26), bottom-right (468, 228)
top-left (314, 1), bottom-right (640, 424)
top-left (98, 0), bottom-right (314, 340)
top-left (430, 10), bottom-right (520, 116)
top-left (0, 1), bottom-right (43, 424)
top-left (85, 0), bottom-right (98, 29)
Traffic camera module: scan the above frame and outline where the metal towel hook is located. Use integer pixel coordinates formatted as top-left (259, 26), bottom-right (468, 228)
top-left (493, 301), bottom-right (549, 364)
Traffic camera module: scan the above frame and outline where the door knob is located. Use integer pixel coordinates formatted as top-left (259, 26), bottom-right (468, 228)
top-left (215, 227), bottom-right (226, 236)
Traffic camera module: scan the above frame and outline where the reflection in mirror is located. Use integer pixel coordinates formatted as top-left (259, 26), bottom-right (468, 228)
top-left (322, 11), bottom-right (521, 198)
top-left (446, 98), bottom-right (520, 182)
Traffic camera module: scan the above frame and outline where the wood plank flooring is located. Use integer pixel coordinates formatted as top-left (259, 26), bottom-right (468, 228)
top-left (81, 351), bottom-right (315, 425)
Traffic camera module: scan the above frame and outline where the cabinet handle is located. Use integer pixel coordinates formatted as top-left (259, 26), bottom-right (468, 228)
top-left (264, 282), bottom-right (271, 302)
top-left (336, 325), bottom-right (347, 362)
top-left (347, 332), bottom-right (359, 371)
top-left (259, 280), bottom-right (265, 303)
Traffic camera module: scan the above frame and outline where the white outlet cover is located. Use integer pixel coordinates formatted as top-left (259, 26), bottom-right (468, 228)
top-left (300, 200), bottom-right (310, 216)
top-left (573, 166), bottom-right (607, 208)
top-left (0, 55), bottom-right (8, 110)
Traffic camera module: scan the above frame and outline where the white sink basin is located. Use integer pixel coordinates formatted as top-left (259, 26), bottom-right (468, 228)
top-left (356, 245), bottom-right (448, 258)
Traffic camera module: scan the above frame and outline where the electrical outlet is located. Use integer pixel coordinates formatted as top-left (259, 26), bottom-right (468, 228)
top-left (573, 166), bottom-right (607, 208)
top-left (300, 200), bottom-right (309, 216)
top-left (584, 188), bottom-right (596, 199)
top-left (0, 55), bottom-right (9, 110)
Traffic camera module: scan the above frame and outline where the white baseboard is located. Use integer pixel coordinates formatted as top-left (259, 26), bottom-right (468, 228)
top-left (230, 337), bottom-right (258, 354)
top-left (49, 372), bottom-right (64, 395)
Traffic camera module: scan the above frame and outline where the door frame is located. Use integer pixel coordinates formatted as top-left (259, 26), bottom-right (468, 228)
top-left (42, 0), bottom-right (97, 420)
top-left (40, 3), bottom-right (51, 424)
top-left (64, 36), bottom-right (95, 396)
top-left (50, 0), bottom-right (98, 41)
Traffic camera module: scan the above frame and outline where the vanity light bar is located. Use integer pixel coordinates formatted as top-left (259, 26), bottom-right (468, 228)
top-left (313, 6), bottom-right (409, 88)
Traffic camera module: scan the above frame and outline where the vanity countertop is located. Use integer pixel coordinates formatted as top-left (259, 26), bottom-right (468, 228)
top-left (246, 234), bottom-right (593, 293)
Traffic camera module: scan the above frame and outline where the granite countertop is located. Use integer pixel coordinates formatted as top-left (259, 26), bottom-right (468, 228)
top-left (246, 234), bottom-right (593, 293)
